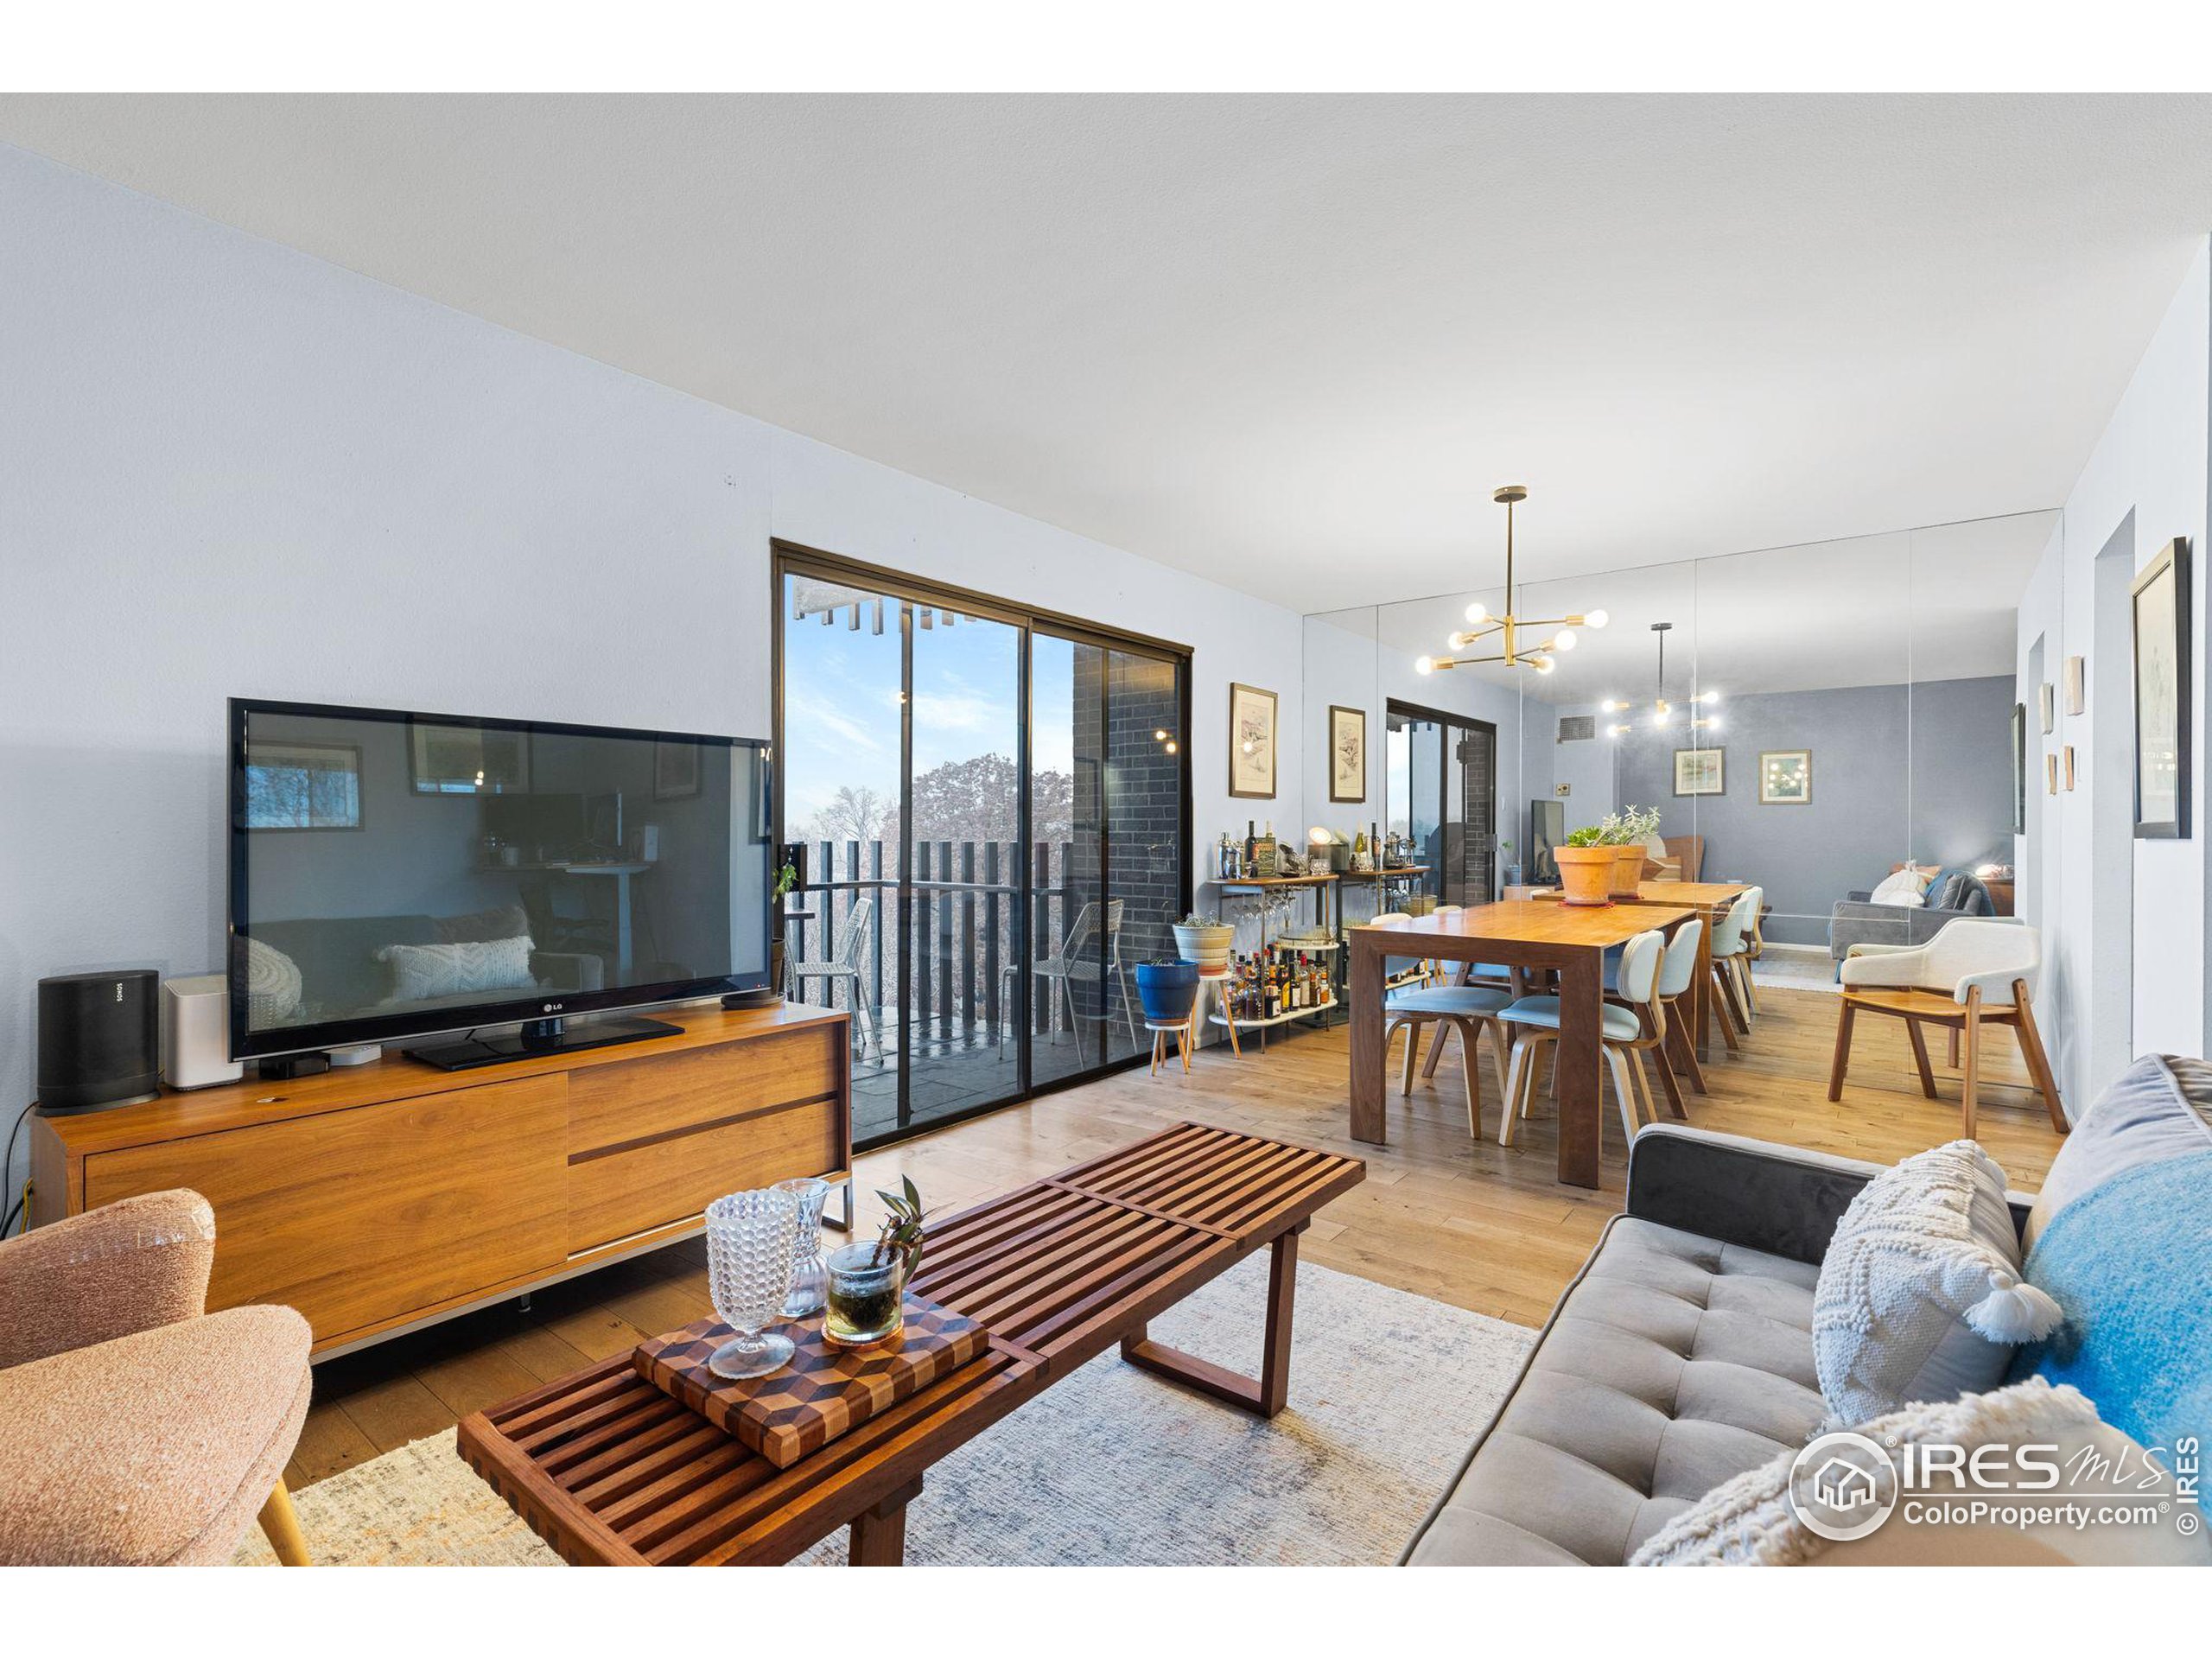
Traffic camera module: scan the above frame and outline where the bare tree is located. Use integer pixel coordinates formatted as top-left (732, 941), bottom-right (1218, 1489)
top-left (797, 784), bottom-right (892, 847)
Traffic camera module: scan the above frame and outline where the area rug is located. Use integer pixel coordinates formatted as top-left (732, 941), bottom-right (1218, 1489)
top-left (235, 1255), bottom-right (1535, 1566)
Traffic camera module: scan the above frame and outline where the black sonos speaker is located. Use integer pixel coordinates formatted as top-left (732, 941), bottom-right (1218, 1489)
top-left (37, 969), bottom-right (160, 1115)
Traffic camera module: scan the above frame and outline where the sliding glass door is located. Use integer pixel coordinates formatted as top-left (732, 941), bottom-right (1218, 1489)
top-left (777, 549), bottom-right (1189, 1148)
top-left (1387, 700), bottom-right (1498, 906)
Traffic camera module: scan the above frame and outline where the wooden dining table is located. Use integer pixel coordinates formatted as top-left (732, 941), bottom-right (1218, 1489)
top-left (1349, 898), bottom-right (1697, 1188)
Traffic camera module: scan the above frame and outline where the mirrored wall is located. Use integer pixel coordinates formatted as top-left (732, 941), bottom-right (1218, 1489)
top-left (1302, 509), bottom-right (2065, 970)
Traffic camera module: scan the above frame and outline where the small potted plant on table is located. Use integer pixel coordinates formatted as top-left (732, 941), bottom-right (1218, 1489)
top-left (1552, 827), bottom-right (1618, 907)
top-left (1603, 805), bottom-right (1662, 898)
top-left (824, 1178), bottom-right (929, 1348)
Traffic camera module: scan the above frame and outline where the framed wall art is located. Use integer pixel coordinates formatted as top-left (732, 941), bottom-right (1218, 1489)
top-left (1758, 749), bottom-right (1813, 805)
top-left (1229, 682), bottom-right (1278, 799)
top-left (1327, 704), bottom-right (1365, 804)
top-left (2132, 537), bottom-right (2192, 838)
top-left (1673, 747), bottom-right (1725, 796)
top-left (410, 721), bottom-right (530, 795)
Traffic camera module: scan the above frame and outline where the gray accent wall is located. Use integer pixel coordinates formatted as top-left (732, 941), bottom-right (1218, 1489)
top-left (1612, 674), bottom-right (2014, 945)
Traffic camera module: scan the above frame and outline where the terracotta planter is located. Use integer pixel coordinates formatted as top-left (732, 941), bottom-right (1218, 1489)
top-left (1610, 843), bottom-right (1648, 898)
top-left (1553, 845), bottom-right (1617, 907)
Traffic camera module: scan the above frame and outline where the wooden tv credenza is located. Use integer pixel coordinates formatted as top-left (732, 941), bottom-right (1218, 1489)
top-left (27, 1002), bottom-right (850, 1358)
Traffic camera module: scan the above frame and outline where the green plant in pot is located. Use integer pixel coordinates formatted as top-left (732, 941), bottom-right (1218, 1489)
top-left (1598, 804), bottom-right (1662, 897)
top-left (1172, 910), bottom-right (1235, 974)
top-left (824, 1176), bottom-right (928, 1348)
top-left (1553, 824), bottom-right (1618, 907)
top-left (768, 860), bottom-right (798, 993)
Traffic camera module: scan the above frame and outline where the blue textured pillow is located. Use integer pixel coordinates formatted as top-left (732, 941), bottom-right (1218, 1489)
top-left (2014, 1148), bottom-right (2212, 1460)
top-left (2011, 1053), bottom-right (2212, 1460)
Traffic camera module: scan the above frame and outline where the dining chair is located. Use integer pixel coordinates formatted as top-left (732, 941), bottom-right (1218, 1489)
top-left (1497, 928), bottom-right (1667, 1151)
top-left (1375, 914), bottom-right (1515, 1142)
top-left (1830, 918), bottom-right (2066, 1137)
top-left (1609, 916), bottom-right (1703, 1116)
top-left (787, 895), bottom-right (880, 1063)
top-left (1707, 887), bottom-right (1761, 1047)
top-left (1001, 899), bottom-right (1139, 1068)
top-left (1742, 895), bottom-right (1770, 1016)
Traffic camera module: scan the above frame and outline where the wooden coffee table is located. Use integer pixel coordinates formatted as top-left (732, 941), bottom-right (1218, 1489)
top-left (456, 1122), bottom-right (1364, 1565)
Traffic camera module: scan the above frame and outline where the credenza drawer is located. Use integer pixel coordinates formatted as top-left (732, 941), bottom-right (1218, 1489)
top-left (567, 1092), bottom-right (842, 1254)
top-left (83, 1075), bottom-right (569, 1346)
top-left (566, 1027), bottom-right (840, 1155)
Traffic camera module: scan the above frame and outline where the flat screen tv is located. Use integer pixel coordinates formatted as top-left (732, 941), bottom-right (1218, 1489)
top-left (227, 698), bottom-right (773, 1069)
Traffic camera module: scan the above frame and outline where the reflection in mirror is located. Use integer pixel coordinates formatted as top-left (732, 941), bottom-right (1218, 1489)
top-left (1300, 508), bottom-right (2059, 985)
top-left (1679, 533), bottom-right (1914, 950)
top-left (1908, 518), bottom-right (2056, 944)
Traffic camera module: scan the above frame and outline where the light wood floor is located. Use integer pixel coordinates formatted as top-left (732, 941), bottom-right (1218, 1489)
top-left (282, 981), bottom-right (2067, 1491)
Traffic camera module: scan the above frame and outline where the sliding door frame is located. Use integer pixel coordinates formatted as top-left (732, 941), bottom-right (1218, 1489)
top-left (1386, 696), bottom-right (1499, 906)
top-left (772, 540), bottom-right (1193, 1151)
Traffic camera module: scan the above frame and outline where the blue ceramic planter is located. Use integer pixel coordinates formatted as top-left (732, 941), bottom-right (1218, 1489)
top-left (1135, 960), bottom-right (1200, 1025)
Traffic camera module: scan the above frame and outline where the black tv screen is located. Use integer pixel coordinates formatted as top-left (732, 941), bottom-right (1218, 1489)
top-left (227, 698), bottom-right (772, 1058)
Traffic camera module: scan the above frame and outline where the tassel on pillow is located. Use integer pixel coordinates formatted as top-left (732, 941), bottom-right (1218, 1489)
top-left (1965, 1272), bottom-right (2065, 1344)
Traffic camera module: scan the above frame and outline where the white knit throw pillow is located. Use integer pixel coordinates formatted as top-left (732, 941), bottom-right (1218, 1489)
top-left (377, 934), bottom-right (537, 1002)
top-left (1631, 1378), bottom-right (2109, 1566)
top-left (1811, 1140), bottom-right (2061, 1426)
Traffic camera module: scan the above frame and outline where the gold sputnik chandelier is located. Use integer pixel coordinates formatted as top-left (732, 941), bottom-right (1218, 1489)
top-left (1414, 485), bottom-right (1607, 679)
top-left (1605, 620), bottom-right (1720, 735)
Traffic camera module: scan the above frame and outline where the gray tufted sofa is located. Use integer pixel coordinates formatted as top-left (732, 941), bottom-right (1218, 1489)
top-left (1400, 1123), bottom-right (2031, 1565)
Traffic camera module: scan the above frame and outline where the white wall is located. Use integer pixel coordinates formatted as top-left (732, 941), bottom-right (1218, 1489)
top-left (2021, 238), bottom-right (2212, 1112)
top-left (0, 143), bottom-right (1308, 1198)
top-left (1298, 614), bottom-right (1537, 914)
top-left (1548, 703), bottom-right (1618, 835)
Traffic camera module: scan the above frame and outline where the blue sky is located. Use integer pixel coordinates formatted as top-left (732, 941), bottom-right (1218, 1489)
top-left (782, 582), bottom-right (1074, 828)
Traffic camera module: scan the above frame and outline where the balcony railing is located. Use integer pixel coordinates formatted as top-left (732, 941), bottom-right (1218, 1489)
top-left (787, 837), bottom-right (1169, 1051)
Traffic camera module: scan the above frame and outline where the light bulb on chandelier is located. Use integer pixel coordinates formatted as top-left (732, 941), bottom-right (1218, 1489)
top-left (1413, 486), bottom-right (1609, 680)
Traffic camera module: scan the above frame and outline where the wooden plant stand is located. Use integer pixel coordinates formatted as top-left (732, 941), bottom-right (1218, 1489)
top-left (456, 1122), bottom-right (1363, 1565)
top-left (1147, 1015), bottom-right (1195, 1075)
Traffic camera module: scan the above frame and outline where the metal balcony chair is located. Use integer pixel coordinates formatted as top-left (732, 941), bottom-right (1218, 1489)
top-left (786, 895), bottom-right (880, 1064)
top-left (1001, 899), bottom-right (1139, 1067)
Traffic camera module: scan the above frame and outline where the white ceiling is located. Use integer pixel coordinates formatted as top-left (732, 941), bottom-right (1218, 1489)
top-left (3, 95), bottom-right (2209, 613)
top-left (1319, 510), bottom-right (2058, 703)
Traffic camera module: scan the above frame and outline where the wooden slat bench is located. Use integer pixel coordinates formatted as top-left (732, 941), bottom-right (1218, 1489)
top-left (456, 1121), bottom-right (1364, 1564)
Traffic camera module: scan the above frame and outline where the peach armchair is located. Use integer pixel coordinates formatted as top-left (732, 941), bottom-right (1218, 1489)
top-left (0, 1188), bottom-right (314, 1565)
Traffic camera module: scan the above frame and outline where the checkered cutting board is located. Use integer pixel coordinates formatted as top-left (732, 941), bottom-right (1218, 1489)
top-left (632, 1294), bottom-right (989, 1469)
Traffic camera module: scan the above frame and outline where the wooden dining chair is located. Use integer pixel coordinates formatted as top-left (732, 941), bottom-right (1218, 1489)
top-left (1497, 928), bottom-right (1667, 1150)
top-left (1829, 918), bottom-right (2066, 1137)
top-left (1376, 914), bottom-right (1515, 1142)
top-left (1610, 916), bottom-right (1702, 1119)
top-left (1707, 887), bottom-right (1761, 1047)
